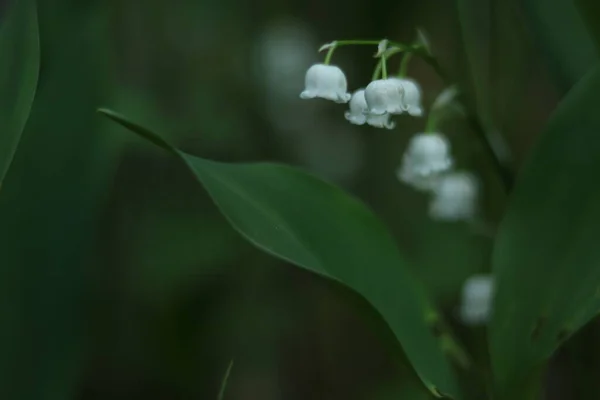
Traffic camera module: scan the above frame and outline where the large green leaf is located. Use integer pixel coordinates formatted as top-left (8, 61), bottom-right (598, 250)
top-left (0, 4), bottom-right (118, 399)
top-left (0, 0), bottom-right (39, 187)
top-left (524, 0), bottom-right (597, 91)
top-left (98, 109), bottom-right (461, 399)
top-left (490, 64), bottom-right (600, 398)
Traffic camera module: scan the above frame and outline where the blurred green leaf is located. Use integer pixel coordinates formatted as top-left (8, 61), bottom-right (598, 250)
top-left (490, 64), bottom-right (600, 398)
top-left (456, 0), bottom-right (493, 128)
top-left (0, 0), bottom-right (39, 187)
top-left (576, 0), bottom-right (600, 54)
top-left (98, 108), bottom-right (461, 399)
top-left (0, 5), bottom-right (117, 399)
top-left (524, 0), bottom-right (597, 91)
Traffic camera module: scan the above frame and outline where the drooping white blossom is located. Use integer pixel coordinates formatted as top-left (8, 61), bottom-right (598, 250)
top-left (344, 89), bottom-right (395, 129)
top-left (300, 64), bottom-right (351, 103)
top-left (366, 113), bottom-right (395, 129)
top-left (364, 79), bottom-right (405, 115)
top-left (459, 274), bottom-right (494, 325)
top-left (344, 89), bottom-right (369, 125)
top-left (429, 172), bottom-right (478, 221)
top-left (391, 77), bottom-right (423, 117)
top-left (397, 133), bottom-right (453, 190)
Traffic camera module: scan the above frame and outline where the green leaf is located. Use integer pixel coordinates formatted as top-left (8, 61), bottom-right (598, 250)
top-left (524, 0), bottom-right (597, 91)
top-left (576, 0), bottom-right (600, 54)
top-left (490, 64), bottom-right (600, 397)
top-left (0, 0), bottom-right (39, 187)
top-left (0, 5), bottom-right (117, 399)
top-left (98, 108), bottom-right (461, 399)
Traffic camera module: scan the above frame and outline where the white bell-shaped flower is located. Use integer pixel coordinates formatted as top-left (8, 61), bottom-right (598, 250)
top-left (397, 133), bottom-right (453, 190)
top-left (459, 274), bottom-right (494, 325)
top-left (344, 89), bottom-right (395, 129)
top-left (364, 78), bottom-right (405, 115)
top-left (391, 77), bottom-right (423, 117)
top-left (344, 89), bottom-right (368, 125)
top-left (367, 113), bottom-right (395, 129)
top-left (429, 172), bottom-right (478, 221)
top-left (300, 64), bottom-right (351, 103)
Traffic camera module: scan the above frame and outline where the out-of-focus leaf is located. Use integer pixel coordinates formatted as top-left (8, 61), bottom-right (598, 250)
top-left (490, 64), bottom-right (600, 398)
top-left (98, 108), bottom-right (462, 399)
top-left (0, 0), bottom-right (39, 187)
top-left (576, 0), bottom-right (600, 54)
top-left (524, 0), bottom-right (597, 91)
top-left (0, 5), bottom-right (118, 400)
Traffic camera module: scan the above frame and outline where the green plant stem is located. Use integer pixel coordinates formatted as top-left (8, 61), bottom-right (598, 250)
top-left (324, 46), bottom-right (336, 65)
top-left (333, 39), bottom-right (382, 46)
top-left (416, 50), bottom-right (515, 191)
top-left (381, 54), bottom-right (388, 79)
top-left (217, 360), bottom-right (234, 400)
top-left (398, 52), bottom-right (413, 77)
top-left (372, 47), bottom-right (405, 80)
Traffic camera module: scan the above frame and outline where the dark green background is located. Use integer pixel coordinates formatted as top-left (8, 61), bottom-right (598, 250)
top-left (1, 0), bottom-right (599, 399)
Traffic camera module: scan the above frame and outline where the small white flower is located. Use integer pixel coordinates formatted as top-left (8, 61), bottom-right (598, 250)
top-left (344, 89), bottom-right (368, 125)
top-left (429, 172), bottom-right (478, 221)
top-left (300, 64), bottom-right (351, 103)
top-left (459, 274), bottom-right (494, 325)
top-left (397, 133), bottom-right (453, 190)
top-left (364, 79), bottom-right (405, 115)
top-left (345, 89), bottom-right (395, 129)
top-left (391, 78), bottom-right (423, 116)
top-left (367, 113), bottom-right (395, 129)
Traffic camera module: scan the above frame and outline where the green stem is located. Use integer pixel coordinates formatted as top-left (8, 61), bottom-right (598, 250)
top-left (324, 45), bottom-right (336, 65)
top-left (414, 48), bottom-right (515, 191)
top-left (217, 360), bottom-right (234, 400)
top-left (425, 114), bottom-right (437, 133)
top-left (372, 47), bottom-right (405, 81)
top-left (332, 39), bottom-right (382, 46)
top-left (381, 54), bottom-right (388, 79)
top-left (398, 52), bottom-right (413, 77)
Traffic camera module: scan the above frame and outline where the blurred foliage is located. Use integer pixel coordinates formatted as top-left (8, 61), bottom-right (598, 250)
top-left (1, 0), bottom-right (600, 399)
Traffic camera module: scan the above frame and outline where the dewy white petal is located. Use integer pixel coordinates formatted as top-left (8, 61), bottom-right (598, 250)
top-left (344, 89), bottom-right (368, 125)
top-left (397, 132), bottom-right (453, 190)
top-left (429, 171), bottom-right (478, 221)
top-left (390, 77), bottom-right (423, 117)
top-left (459, 274), bottom-right (494, 326)
top-left (300, 63), bottom-right (352, 103)
top-left (367, 113), bottom-right (395, 129)
top-left (364, 79), bottom-right (405, 115)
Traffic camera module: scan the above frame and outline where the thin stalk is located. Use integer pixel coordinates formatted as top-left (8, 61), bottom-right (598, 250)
top-left (398, 52), bottom-right (413, 77)
top-left (416, 50), bottom-right (514, 191)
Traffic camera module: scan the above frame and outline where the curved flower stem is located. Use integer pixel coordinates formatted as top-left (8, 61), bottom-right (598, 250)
top-left (381, 54), bottom-right (388, 79)
top-left (398, 52), bottom-right (413, 77)
top-left (324, 45), bottom-right (336, 65)
top-left (372, 47), bottom-right (405, 81)
top-left (415, 49), bottom-right (515, 191)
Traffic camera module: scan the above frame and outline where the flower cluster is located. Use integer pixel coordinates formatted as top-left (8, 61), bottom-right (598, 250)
top-left (299, 40), bottom-right (424, 130)
top-left (299, 39), bottom-right (479, 222)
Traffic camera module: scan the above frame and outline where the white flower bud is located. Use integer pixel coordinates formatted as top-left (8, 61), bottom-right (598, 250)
top-left (364, 79), bottom-right (405, 115)
top-left (429, 172), bottom-right (478, 221)
top-left (300, 64), bottom-right (352, 103)
top-left (397, 133), bottom-right (453, 190)
top-left (459, 274), bottom-right (494, 325)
